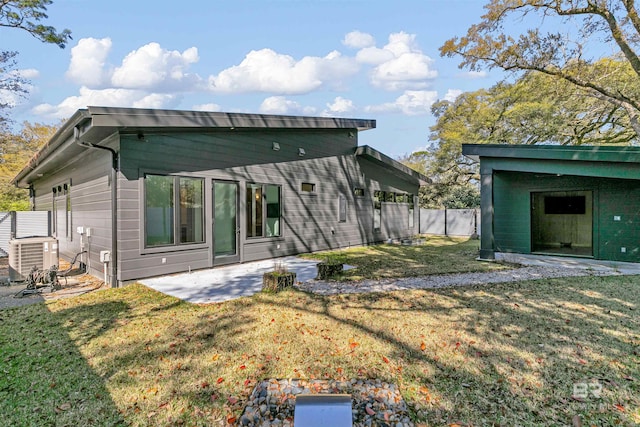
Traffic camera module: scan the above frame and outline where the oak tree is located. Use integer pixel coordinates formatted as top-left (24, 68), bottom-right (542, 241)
top-left (441, 0), bottom-right (640, 138)
top-left (0, 0), bottom-right (71, 128)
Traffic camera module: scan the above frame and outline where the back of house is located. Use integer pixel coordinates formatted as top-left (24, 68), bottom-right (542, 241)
top-left (13, 107), bottom-right (427, 286)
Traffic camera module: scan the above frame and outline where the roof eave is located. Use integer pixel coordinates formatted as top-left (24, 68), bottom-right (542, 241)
top-left (12, 109), bottom-right (91, 188)
top-left (86, 106), bottom-right (376, 132)
top-left (356, 145), bottom-right (431, 185)
top-left (462, 143), bottom-right (640, 163)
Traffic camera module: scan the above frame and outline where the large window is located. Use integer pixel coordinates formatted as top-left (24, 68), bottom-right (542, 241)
top-left (145, 174), bottom-right (204, 247)
top-left (247, 183), bottom-right (281, 238)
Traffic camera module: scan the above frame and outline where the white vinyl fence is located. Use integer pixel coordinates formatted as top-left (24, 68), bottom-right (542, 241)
top-left (0, 211), bottom-right (51, 256)
top-left (420, 208), bottom-right (480, 237)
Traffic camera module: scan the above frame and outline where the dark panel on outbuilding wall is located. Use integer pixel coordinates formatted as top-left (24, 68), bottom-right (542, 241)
top-left (597, 178), bottom-right (640, 262)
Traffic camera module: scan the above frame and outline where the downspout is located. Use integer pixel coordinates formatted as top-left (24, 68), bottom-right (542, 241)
top-left (74, 126), bottom-right (119, 287)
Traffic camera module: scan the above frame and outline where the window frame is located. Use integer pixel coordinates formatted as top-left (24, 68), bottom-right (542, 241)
top-left (300, 182), bottom-right (316, 194)
top-left (246, 182), bottom-right (282, 240)
top-left (373, 190), bottom-right (384, 233)
top-left (52, 181), bottom-right (72, 242)
top-left (338, 194), bottom-right (347, 222)
top-left (142, 173), bottom-right (206, 250)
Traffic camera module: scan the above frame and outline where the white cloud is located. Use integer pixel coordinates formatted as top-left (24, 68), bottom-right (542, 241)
top-left (355, 47), bottom-right (395, 65)
top-left (371, 52), bottom-right (437, 90)
top-left (32, 86), bottom-right (178, 119)
top-left (0, 69), bottom-right (38, 108)
top-left (459, 70), bottom-right (488, 79)
top-left (324, 96), bottom-right (355, 114)
top-left (443, 89), bottom-right (462, 102)
top-left (365, 90), bottom-right (438, 115)
top-left (66, 37), bottom-right (112, 87)
top-left (192, 103), bottom-right (222, 112)
top-left (0, 89), bottom-right (21, 108)
top-left (111, 43), bottom-right (199, 90)
top-left (17, 68), bottom-right (40, 79)
top-left (259, 96), bottom-right (317, 115)
top-left (355, 32), bottom-right (437, 91)
top-left (209, 48), bottom-right (358, 95)
top-left (343, 31), bottom-right (375, 49)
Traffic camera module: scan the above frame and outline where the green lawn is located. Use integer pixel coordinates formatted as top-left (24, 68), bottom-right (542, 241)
top-left (300, 236), bottom-right (513, 281)
top-left (1, 272), bottom-right (638, 426)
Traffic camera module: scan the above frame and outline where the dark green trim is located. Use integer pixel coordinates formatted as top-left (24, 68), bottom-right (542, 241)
top-left (463, 143), bottom-right (640, 164)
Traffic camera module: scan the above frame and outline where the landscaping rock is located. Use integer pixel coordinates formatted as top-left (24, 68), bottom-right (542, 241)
top-left (240, 378), bottom-right (413, 427)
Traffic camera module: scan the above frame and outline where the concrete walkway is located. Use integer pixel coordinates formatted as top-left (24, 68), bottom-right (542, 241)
top-left (495, 252), bottom-right (640, 275)
top-left (140, 257), bottom-right (322, 303)
top-left (140, 253), bottom-right (640, 304)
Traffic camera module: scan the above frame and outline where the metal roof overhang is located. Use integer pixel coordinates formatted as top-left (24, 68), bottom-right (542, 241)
top-left (356, 145), bottom-right (430, 186)
top-left (13, 107), bottom-right (377, 187)
top-left (462, 143), bottom-right (640, 163)
top-left (462, 143), bottom-right (640, 181)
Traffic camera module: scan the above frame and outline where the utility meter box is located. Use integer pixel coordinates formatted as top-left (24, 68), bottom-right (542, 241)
top-left (100, 250), bottom-right (111, 263)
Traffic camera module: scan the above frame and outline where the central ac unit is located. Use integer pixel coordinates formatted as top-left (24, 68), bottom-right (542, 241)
top-left (8, 236), bottom-right (59, 282)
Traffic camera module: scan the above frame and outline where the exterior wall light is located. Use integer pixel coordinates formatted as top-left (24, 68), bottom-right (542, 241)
top-left (298, 148), bottom-right (306, 156)
top-left (272, 142), bottom-right (280, 151)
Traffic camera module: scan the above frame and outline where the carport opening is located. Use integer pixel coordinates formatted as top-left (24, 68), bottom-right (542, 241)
top-left (531, 190), bottom-right (593, 257)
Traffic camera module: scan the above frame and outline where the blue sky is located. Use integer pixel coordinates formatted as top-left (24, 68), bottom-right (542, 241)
top-left (3, 0), bottom-right (504, 157)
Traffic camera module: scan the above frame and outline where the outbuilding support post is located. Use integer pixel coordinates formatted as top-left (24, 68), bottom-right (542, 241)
top-left (479, 169), bottom-right (495, 260)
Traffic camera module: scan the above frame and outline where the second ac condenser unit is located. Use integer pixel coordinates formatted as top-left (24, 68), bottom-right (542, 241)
top-left (8, 236), bottom-right (59, 282)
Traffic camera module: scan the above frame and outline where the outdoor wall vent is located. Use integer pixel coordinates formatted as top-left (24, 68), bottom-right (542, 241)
top-left (272, 142), bottom-right (280, 151)
top-left (298, 148), bottom-right (306, 157)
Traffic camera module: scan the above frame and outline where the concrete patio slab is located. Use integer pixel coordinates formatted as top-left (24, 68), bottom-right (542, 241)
top-left (495, 252), bottom-right (640, 275)
top-left (140, 257), bottom-right (322, 303)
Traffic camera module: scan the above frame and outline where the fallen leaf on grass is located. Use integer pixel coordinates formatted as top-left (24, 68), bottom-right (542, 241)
top-left (382, 356), bottom-right (390, 364)
top-left (54, 402), bottom-right (71, 413)
top-left (228, 396), bottom-right (238, 405)
top-left (365, 406), bottom-right (375, 415)
top-left (614, 403), bottom-right (625, 412)
top-left (572, 415), bottom-right (582, 427)
top-left (420, 342), bottom-right (426, 351)
top-left (211, 354), bottom-right (220, 362)
top-left (216, 377), bottom-right (224, 384)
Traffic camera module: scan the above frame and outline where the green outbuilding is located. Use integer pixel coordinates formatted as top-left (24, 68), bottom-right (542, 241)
top-left (462, 144), bottom-right (640, 263)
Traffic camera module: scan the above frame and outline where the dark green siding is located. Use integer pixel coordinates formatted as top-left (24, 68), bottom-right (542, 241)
top-left (493, 172), bottom-right (532, 254)
top-left (598, 180), bottom-right (640, 261)
top-left (490, 169), bottom-right (640, 262)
